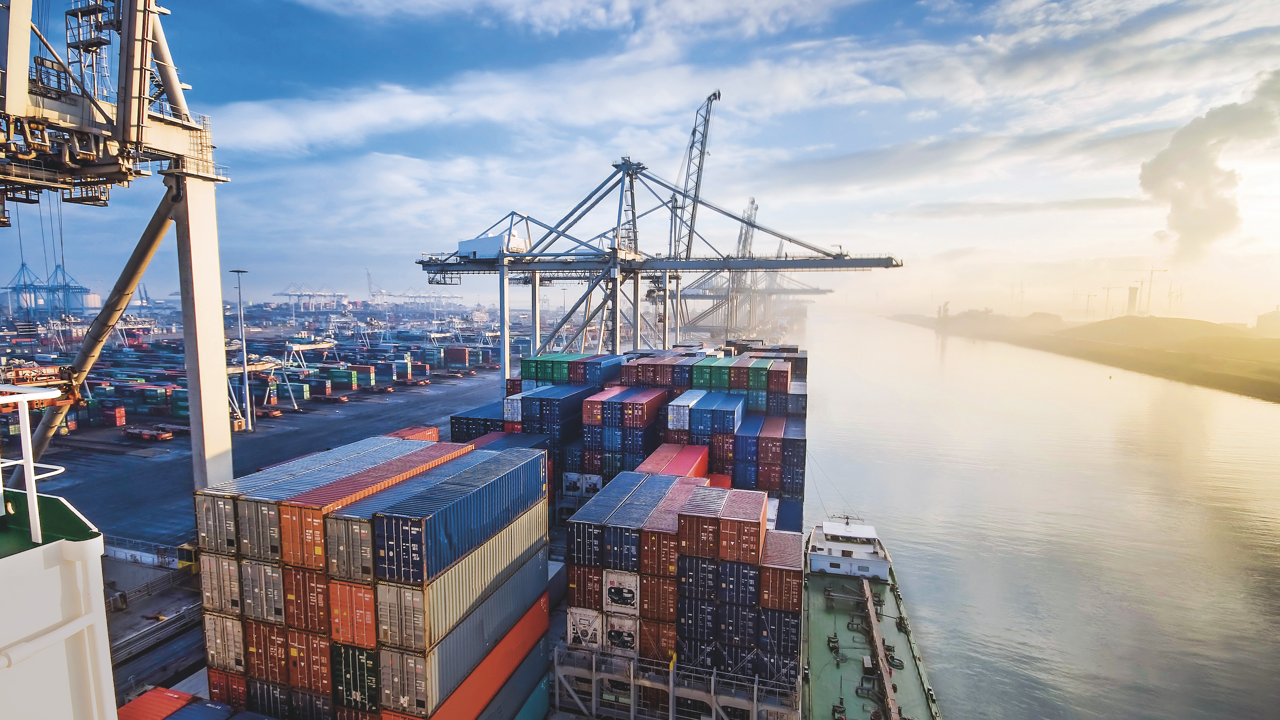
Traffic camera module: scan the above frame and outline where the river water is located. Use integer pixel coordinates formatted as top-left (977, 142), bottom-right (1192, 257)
top-left (799, 308), bottom-right (1280, 719)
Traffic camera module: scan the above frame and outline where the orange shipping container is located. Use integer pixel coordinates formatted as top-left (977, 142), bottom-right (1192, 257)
top-left (567, 564), bottom-right (603, 610)
top-left (329, 580), bottom-right (378, 648)
top-left (639, 575), bottom-right (678, 622)
top-left (244, 620), bottom-right (288, 684)
top-left (283, 566), bottom-right (329, 633)
top-left (431, 593), bottom-right (550, 720)
top-left (279, 442), bottom-right (473, 568)
top-left (759, 530), bottom-right (805, 613)
top-left (387, 426), bottom-right (440, 441)
top-left (718, 490), bottom-right (768, 564)
top-left (287, 628), bottom-right (332, 694)
top-left (206, 668), bottom-right (246, 709)
top-left (639, 619), bottom-right (678, 661)
top-left (117, 688), bottom-right (193, 720)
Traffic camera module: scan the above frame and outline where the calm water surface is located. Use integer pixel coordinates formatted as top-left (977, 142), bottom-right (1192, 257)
top-left (799, 309), bottom-right (1280, 720)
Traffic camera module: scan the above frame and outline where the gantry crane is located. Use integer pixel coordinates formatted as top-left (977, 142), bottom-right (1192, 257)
top-left (2, 0), bottom-right (231, 490)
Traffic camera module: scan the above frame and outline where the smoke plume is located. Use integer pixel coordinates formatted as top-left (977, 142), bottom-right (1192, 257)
top-left (1139, 71), bottom-right (1280, 259)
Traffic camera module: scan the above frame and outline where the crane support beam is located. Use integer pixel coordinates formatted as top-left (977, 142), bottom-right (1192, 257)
top-left (420, 256), bottom-right (899, 274)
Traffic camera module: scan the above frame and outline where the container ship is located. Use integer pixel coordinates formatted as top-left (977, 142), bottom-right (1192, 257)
top-left (0, 341), bottom-right (940, 720)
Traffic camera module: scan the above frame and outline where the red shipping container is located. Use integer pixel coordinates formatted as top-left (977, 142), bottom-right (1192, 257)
top-left (708, 473), bottom-right (732, 489)
top-left (386, 426), bottom-right (440, 441)
top-left (287, 628), bottom-right (332, 694)
top-left (757, 464), bottom-right (781, 492)
top-left (677, 487), bottom-right (729, 559)
top-left (664, 428), bottom-right (691, 446)
top-left (468, 431), bottom-right (507, 448)
top-left (330, 580), bottom-right (377, 649)
top-left (710, 433), bottom-right (735, 463)
top-left (718, 489), bottom-right (768, 564)
top-left (506, 378), bottom-right (524, 396)
top-left (656, 357), bottom-right (678, 387)
top-left (244, 620), bottom-right (288, 684)
top-left (118, 687), bottom-right (193, 720)
top-left (639, 619), bottom-right (678, 661)
top-left (767, 361), bottom-right (792, 393)
top-left (206, 668), bottom-right (247, 709)
top-left (638, 478), bottom-right (707, 577)
top-left (336, 709), bottom-right (379, 720)
top-left (662, 445), bottom-right (708, 479)
top-left (504, 421), bottom-right (522, 433)
top-left (635, 443), bottom-right (682, 474)
top-left (638, 359), bottom-right (657, 386)
top-left (283, 566), bottom-right (329, 634)
top-left (582, 387), bottom-right (627, 425)
top-left (640, 575), bottom-right (678, 622)
top-left (567, 564), bottom-right (603, 610)
top-left (758, 418), bottom-right (786, 464)
top-left (623, 388), bottom-right (667, 428)
top-left (280, 443), bottom-right (473, 568)
top-left (620, 362), bottom-right (638, 385)
top-left (729, 356), bottom-right (753, 389)
top-left (583, 450), bottom-right (603, 475)
top-left (760, 530), bottom-right (805, 613)
top-left (431, 593), bottom-right (550, 720)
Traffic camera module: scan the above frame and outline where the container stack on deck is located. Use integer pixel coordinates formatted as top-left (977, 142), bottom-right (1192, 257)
top-left (194, 429), bottom-right (552, 720)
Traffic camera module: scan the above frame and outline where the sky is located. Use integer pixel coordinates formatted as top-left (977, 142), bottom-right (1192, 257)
top-left (8, 0), bottom-right (1280, 322)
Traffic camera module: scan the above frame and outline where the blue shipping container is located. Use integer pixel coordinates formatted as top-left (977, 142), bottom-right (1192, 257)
top-left (600, 474), bottom-right (680, 572)
top-left (678, 638), bottom-right (716, 671)
top-left (166, 701), bottom-right (236, 720)
top-left (712, 395), bottom-right (746, 435)
top-left (734, 414), bottom-right (765, 463)
top-left (688, 392), bottom-right (720, 435)
top-left (716, 602), bottom-right (758, 648)
top-left (717, 560), bottom-right (760, 605)
top-left (676, 555), bottom-right (717, 599)
top-left (584, 424), bottom-right (604, 451)
top-left (566, 471), bottom-right (648, 566)
top-left (732, 461), bottom-right (758, 490)
top-left (774, 498), bottom-right (804, 533)
top-left (602, 427), bottom-right (624, 453)
top-left (758, 608), bottom-right (801, 658)
top-left (676, 597), bottom-right (716, 641)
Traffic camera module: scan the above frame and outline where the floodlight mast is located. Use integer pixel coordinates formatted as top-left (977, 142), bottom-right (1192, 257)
top-left (2, 0), bottom-right (232, 490)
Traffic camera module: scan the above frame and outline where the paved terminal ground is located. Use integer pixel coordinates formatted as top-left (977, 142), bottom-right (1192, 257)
top-left (37, 373), bottom-right (505, 546)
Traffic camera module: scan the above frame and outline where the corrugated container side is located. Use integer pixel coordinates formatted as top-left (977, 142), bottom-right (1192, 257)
top-left (567, 607), bottom-right (602, 649)
top-left (290, 689), bottom-right (334, 720)
top-left (600, 474), bottom-right (679, 572)
top-left (639, 619), bottom-right (678, 661)
top-left (758, 608), bottom-right (802, 659)
top-left (117, 688), bottom-right (193, 720)
top-left (201, 553), bottom-right (241, 616)
top-left (639, 575), bottom-right (678, 622)
top-left (718, 489), bottom-right (768, 564)
top-left (240, 560), bottom-right (285, 625)
top-left (677, 487), bottom-right (729, 558)
top-left (245, 678), bottom-right (289, 718)
top-left (678, 638), bottom-right (717, 670)
top-left (286, 629), bottom-right (331, 694)
top-left (604, 613), bottom-right (639, 656)
top-left (567, 564), bottom-right (603, 610)
top-left (635, 443), bottom-right (682, 473)
top-left (378, 582), bottom-right (426, 651)
top-left (332, 642), bottom-right (380, 713)
top-left (195, 494), bottom-right (237, 554)
top-left (206, 668), bottom-right (246, 709)
top-left (476, 636), bottom-right (550, 720)
top-left (204, 613), bottom-right (245, 673)
top-left (283, 566), bottom-right (328, 633)
top-left (379, 549), bottom-right (548, 718)
top-left (715, 603), bottom-right (758, 648)
top-left (330, 580), bottom-right (377, 649)
top-left (758, 418), bottom-right (785, 464)
top-left (566, 471), bottom-right (648, 566)
top-left (717, 560), bottom-right (761, 606)
top-left (663, 445), bottom-right (709, 479)
top-left (601, 569), bottom-right (639, 616)
top-left (676, 555), bottom-right (717, 600)
top-left (243, 620), bottom-right (288, 684)
top-left (675, 598), bottom-right (716, 641)
top-left (431, 594), bottom-right (549, 720)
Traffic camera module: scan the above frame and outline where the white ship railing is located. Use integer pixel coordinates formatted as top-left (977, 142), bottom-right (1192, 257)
top-left (0, 384), bottom-right (66, 543)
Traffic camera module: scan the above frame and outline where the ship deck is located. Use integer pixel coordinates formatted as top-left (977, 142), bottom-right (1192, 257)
top-left (802, 567), bottom-right (941, 720)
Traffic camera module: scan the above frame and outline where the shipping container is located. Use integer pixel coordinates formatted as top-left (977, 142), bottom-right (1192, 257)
top-left (326, 451), bottom-right (499, 583)
top-left (719, 489), bottom-right (768, 564)
top-left (639, 575), bottom-right (678, 622)
top-left (758, 418), bottom-right (785, 465)
top-left (235, 439), bottom-right (436, 561)
top-left (675, 597), bottom-right (716, 641)
top-left (716, 603), bottom-right (757, 648)
top-left (604, 613), bottom-right (639, 656)
top-left (204, 613), bottom-right (245, 673)
top-left (622, 388), bottom-right (666, 429)
top-left (635, 443), bottom-right (681, 474)
top-left (733, 414), bottom-right (765, 463)
top-left (335, 708), bottom-right (378, 720)
top-left (290, 689), bottom-right (334, 720)
top-left (774, 499), bottom-right (803, 533)
top-left (283, 566), bottom-right (329, 633)
top-left (663, 445), bottom-right (709, 479)
top-left (582, 387), bottom-right (626, 426)
top-left (287, 629), bottom-right (331, 694)
top-left (118, 688), bottom-right (193, 720)
top-left (757, 463), bottom-right (782, 492)
top-left (716, 643), bottom-right (756, 676)
top-left (374, 449), bottom-right (546, 584)
top-left (330, 580), bottom-right (377, 649)
top-left (717, 560), bottom-right (761, 606)
top-left (243, 620), bottom-right (288, 685)
top-left (431, 596), bottom-right (549, 720)
top-left (201, 553), bottom-right (241, 616)
top-left (678, 638), bottom-right (717, 671)
top-left (566, 471), bottom-right (647, 566)
top-left (387, 427), bottom-right (441, 442)
top-left (279, 442), bottom-right (474, 569)
top-left (766, 361), bottom-right (791, 393)
top-left (388, 499), bottom-right (546, 650)
top-left (240, 560), bottom-right (285, 625)
top-left (756, 651), bottom-right (800, 684)
top-left (677, 487), bottom-right (729, 558)
top-left (166, 700), bottom-right (234, 720)
top-left (601, 474), bottom-right (679, 572)
top-left (332, 642), bottom-right (380, 713)
top-left (759, 530), bottom-right (805, 613)
top-left (712, 395), bottom-right (745, 434)
top-left (639, 619), bottom-right (678, 661)
top-left (476, 637), bottom-right (550, 720)
top-left (379, 549), bottom-right (548, 718)
top-left (639, 478), bottom-right (707, 576)
top-left (246, 679), bottom-right (289, 718)
top-left (206, 668), bottom-right (247, 709)
top-left (567, 606), bottom-right (602, 649)
top-left (567, 563), bottom-right (603, 610)
top-left (757, 608), bottom-right (802, 659)
top-left (676, 555), bottom-right (717, 600)
top-left (601, 569), bottom-right (640, 616)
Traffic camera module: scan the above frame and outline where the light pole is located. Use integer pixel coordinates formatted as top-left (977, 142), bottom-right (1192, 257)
top-left (230, 270), bottom-right (252, 432)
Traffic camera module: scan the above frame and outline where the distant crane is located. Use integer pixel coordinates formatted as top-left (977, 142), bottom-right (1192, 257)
top-left (1102, 286), bottom-right (1124, 320)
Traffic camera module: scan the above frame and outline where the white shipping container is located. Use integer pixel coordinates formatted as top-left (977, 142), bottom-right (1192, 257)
top-left (204, 613), bottom-right (245, 672)
top-left (604, 614), bottom-right (639, 656)
top-left (503, 392), bottom-right (527, 422)
top-left (582, 474), bottom-right (603, 496)
top-left (200, 553), bottom-right (241, 616)
top-left (567, 607), bottom-right (602, 650)
top-left (666, 389), bottom-right (706, 431)
top-left (602, 570), bottom-right (639, 616)
top-left (562, 473), bottom-right (583, 497)
top-left (240, 559), bottom-right (285, 624)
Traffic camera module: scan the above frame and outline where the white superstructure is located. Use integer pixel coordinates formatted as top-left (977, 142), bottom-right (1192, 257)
top-left (808, 520), bottom-right (892, 580)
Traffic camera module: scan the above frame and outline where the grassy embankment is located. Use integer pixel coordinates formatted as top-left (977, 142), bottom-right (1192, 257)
top-left (892, 313), bottom-right (1280, 404)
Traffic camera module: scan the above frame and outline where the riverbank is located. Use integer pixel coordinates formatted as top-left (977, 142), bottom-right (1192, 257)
top-left (891, 314), bottom-right (1280, 405)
